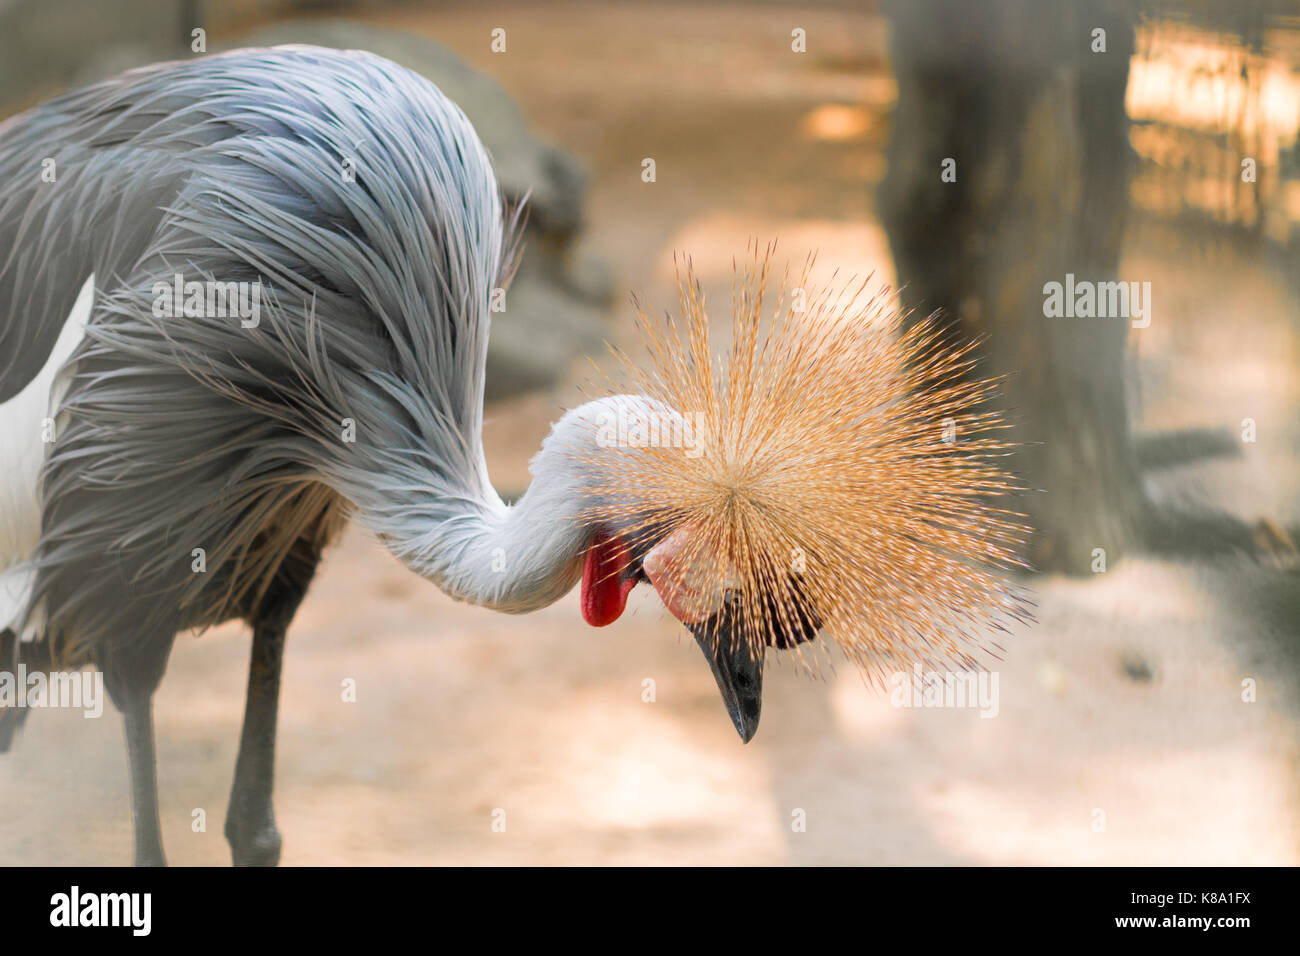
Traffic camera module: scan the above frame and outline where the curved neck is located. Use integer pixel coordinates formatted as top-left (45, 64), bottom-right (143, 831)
top-left (401, 468), bottom-right (592, 614)
top-left (347, 406), bottom-right (607, 615)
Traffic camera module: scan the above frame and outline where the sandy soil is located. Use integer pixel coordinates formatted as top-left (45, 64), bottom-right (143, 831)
top-left (2, 1), bottom-right (1297, 865)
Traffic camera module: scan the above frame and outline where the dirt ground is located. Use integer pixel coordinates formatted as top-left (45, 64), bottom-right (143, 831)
top-left (2, 1), bottom-right (1298, 865)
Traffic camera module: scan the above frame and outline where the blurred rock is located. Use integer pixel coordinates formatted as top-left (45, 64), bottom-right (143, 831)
top-left (0, 0), bottom-right (184, 110)
top-left (231, 20), bottom-right (613, 401)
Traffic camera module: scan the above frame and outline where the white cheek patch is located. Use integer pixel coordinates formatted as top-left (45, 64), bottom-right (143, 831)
top-left (642, 524), bottom-right (739, 625)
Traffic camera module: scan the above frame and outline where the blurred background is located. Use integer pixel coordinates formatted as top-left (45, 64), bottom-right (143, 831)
top-left (1, 0), bottom-right (1298, 864)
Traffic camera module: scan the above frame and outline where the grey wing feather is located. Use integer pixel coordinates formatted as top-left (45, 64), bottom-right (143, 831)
top-left (0, 61), bottom-right (202, 400)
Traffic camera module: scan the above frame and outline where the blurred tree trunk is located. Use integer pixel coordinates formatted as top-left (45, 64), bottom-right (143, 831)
top-left (879, 0), bottom-right (1141, 574)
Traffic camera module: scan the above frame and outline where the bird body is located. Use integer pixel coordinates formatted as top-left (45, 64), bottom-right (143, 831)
top-left (0, 45), bottom-right (660, 863)
top-left (0, 45), bottom-right (569, 662)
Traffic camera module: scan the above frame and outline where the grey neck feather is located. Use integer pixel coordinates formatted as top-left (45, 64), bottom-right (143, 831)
top-left (325, 398), bottom-right (637, 615)
top-left (376, 413), bottom-right (597, 614)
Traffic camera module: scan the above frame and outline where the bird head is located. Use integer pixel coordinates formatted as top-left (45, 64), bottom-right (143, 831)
top-left (575, 474), bottom-right (774, 742)
top-left (564, 247), bottom-right (1030, 744)
top-left (534, 392), bottom-right (770, 741)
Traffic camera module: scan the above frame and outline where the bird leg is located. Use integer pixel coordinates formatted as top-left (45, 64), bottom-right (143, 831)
top-left (97, 631), bottom-right (174, 866)
top-left (225, 622), bottom-right (286, 866)
top-left (224, 517), bottom-right (330, 867)
top-left (122, 696), bottom-right (166, 867)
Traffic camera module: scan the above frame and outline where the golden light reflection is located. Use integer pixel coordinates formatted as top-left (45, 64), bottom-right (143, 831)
top-left (800, 103), bottom-right (874, 141)
top-left (1127, 21), bottom-right (1300, 232)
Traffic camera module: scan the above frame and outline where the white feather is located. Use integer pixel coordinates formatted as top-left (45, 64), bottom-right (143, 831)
top-left (0, 273), bottom-right (94, 636)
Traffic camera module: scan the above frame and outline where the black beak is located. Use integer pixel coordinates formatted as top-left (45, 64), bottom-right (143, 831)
top-left (690, 604), bottom-right (764, 744)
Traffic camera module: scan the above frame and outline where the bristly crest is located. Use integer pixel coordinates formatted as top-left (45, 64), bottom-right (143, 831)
top-left (577, 243), bottom-right (1032, 683)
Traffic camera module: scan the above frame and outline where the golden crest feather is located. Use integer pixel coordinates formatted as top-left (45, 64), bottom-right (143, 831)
top-left (578, 244), bottom-right (1031, 682)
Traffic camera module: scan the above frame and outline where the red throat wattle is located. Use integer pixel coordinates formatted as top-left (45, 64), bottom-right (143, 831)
top-left (580, 531), bottom-right (635, 627)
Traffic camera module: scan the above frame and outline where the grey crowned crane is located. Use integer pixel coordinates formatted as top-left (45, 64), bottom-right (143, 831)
top-left (0, 46), bottom-right (1027, 866)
